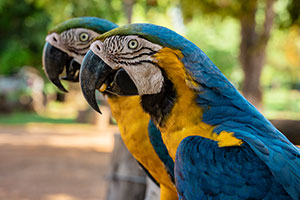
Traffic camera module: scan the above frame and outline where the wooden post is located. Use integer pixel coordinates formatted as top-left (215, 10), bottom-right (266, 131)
top-left (106, 134), bottom-right (147, 200)
top-left (145, 177), bottom-right (160, 200)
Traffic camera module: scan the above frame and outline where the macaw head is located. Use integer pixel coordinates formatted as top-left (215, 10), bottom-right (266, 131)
top-left (42, 17), bottom-right (118, 92)
top-left (80, 23), bottom-right (227, 117)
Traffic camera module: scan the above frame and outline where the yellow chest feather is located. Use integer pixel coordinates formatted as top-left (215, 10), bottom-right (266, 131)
top-left (155, 48), bottom-right (243, 160)
top-left (107, 96), bottom-right (177, 192)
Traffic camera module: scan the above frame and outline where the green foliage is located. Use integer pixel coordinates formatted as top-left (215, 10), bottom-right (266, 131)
top-left (275, 0), bottom-right (300, 28)
top-left (185, 16), bottom-right (241, 85)
top-left (0, 112), bottom-right (76, 124)
top-left (180, 0), bottom-right (246, 22)
top-left (287, 0), bottom-right (300, 26)
top-left (36, 0), bottom-right (123, 26)
top-left (264, 89), bottom-right (300, 119)
top-left (0, 0), bottom-right (51, 75)
top-left (131, 0), bottom-right (174, 24)
top-left (0, 41), bottom-right (32, 74)
top-left (180, 0), bottom-right (300, 29)
top-left (0, 0), bottom-right (123, 76)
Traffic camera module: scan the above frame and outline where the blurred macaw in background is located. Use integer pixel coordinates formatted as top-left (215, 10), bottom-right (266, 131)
top-left (80, 23), bottom-right (300, 200)
top-left (42, 17), bottom-right (117, 92)
top-left (42, 17), bottom-right (178, 200)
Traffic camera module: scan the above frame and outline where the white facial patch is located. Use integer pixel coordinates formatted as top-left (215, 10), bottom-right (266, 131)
top-left (123, 62), bottom-right (164, 95)
top-left (90, 35), bottom-right (165, 95)
top-left (46, 32), bottom-right (61, 49)
top-left (90, 40), bottom-right (120, 70)
top-left (46, 28), bottom-right (99, 64)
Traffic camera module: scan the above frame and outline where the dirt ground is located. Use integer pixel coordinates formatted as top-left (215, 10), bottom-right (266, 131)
top-left (0, 124), bottom-right (118, 200)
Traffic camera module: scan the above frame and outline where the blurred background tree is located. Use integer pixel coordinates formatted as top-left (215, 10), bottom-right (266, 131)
top-left (0, 0), bottom-right (50, 75)
top-left (0, 0), bottom-right (124, 76)
top-left (180, 0), bottom-right (300, 108)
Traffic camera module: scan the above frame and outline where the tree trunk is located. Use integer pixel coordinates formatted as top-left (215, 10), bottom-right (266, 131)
top-left (106, 134), bottom-right (146, 200)
top-left (123, 0), bottom-right (135, 24)
top-left (271, 120), bottom-right (300, 145)
top-left (239, 0), bottom-right (275, 109)
top-left (145, 177), bottom-right (160, 200)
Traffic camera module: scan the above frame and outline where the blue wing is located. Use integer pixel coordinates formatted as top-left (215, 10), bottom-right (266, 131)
top-left (175, 136), bottom-right (292, 200)
top-left (180, 48), bottom-right (300, 199)
top-left (234, 128), bottom-right (300, 200)
top-left (148, 120), bottom-right (175, 183)
top-left (193, 78), bottom-right (300, 199)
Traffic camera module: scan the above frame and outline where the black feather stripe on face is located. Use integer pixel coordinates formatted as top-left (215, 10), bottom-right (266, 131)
top-left (91, 34), bottom-right (164, 95)
top-left (141, 71), bottom-right (177, 126)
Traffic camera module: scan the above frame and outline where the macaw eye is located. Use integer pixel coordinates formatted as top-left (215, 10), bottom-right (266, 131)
top-left (79, 32), bottom-right (89, 42)
top-left (128, 39), bottom-right (138, 49)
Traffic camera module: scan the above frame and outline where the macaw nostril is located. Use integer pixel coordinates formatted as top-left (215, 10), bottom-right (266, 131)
top-left (96, 44), bottom-right (101, 51)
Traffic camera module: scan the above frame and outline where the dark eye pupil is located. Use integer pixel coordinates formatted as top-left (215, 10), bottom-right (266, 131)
top-left (128, 39), bottom-right (138, 49)
top-left (129, 40), bottom-right (137, 48)
top-left (80, 33), bottom-right (88, 41)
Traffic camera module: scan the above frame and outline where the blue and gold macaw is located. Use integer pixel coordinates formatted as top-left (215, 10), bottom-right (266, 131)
top-left (80, 23), bottom-right (300, 199)
top-left (42, 17), bottom-right (178, 200)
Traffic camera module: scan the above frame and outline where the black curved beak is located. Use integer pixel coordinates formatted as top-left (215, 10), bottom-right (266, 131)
top-left (109, 69), bottom-right (138, 96)
top-left (80, 50), bottom-right (114, 114)
top-left (42, 42), bottom-right (69, 92)
top-left (61, 59), bottom-right (81, 82)
top-left (80, 50), bottom-right (139, 114)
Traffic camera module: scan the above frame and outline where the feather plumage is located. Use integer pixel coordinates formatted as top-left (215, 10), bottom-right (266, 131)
top-left (87, 23), bottom-right (300, 199)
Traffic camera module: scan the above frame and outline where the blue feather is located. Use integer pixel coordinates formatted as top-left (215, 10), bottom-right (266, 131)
top-left (101, 23), bottom-right (300, 199)
top-left (134, 23), bottom-right (300, 199)
top-left (175, 136), bottom-right (291, 200)
top-left (50, 17), bottom-right (118, 34)
top-left (135, 23), bottom-right (300, 199)
top-left (148, 120), bottom-right (175, 183)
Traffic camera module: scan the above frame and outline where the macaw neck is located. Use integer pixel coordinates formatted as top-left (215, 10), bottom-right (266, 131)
top-left (140, 48), bottom-right (211, 159)
top-left (107, 95), bottom-right (150, 148)
top-left (141, 69), bottom-right (217, 160)
top-left (141, 47), bottom-right (242, 159)
top-left (141, 76), bottom-right (176, 126)
top-left (107, 95), bottom-right (177, 191)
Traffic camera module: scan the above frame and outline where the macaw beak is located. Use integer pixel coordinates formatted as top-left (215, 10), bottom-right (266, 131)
top-left (110, 69), bottom-right (138, 96)
top-left (61, 59), bottom-right (81, 83)
top-left (43, 42), bottom-right (82, 92)
top-left (80, 50), bottom-right (113, 114)
top-left (80, 50), bottom-right (138, 114)
top-left (42, 42), bottom-right (69, 92)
